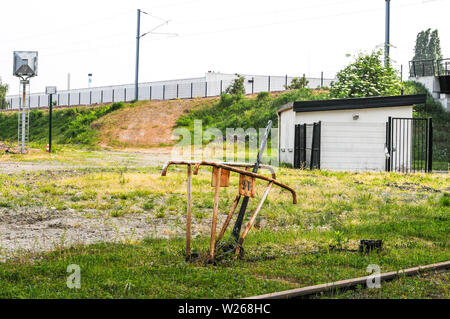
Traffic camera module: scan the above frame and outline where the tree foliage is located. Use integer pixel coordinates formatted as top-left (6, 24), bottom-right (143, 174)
top-left (225, 73), bottom-right (246, 97)
top-left (412, 29), bottom-right (443, 75)
top-left (329, 50), bottom-right (402, 98)
top-left (0, 77), bottom-right (8, 110)
top-left (286, 75), bottom-right (309, 90)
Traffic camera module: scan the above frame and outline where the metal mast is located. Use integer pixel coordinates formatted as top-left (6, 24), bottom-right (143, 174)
top-left (385, 0), bottom-right (391, 67)
top-left (134, 9), bottom-right (141, 101)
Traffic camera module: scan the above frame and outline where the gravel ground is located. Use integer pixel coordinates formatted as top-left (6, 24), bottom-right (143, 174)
top-left (0, 149), bottom-right (194, 260)
top-left (0, 205), bottom-right (223, 261)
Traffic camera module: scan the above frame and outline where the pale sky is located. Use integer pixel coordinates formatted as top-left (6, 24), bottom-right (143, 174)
top-left (1, 0), bottom-right (449, 95)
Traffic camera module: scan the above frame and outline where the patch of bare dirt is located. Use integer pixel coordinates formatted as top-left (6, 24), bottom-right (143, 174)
top-left (93, 98), bottom-right (218, 148)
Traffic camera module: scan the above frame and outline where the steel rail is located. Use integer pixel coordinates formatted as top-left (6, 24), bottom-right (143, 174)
top-left (246, 260), bottom-right (450, 299)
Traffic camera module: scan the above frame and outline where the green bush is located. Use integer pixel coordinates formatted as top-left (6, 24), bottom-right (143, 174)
top-left (330, 50), bottom-right (402, 98)
top-left (176, 88), bottom-right (328, 136)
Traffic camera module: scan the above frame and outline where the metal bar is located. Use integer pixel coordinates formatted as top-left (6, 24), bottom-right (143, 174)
top-left (192, 161), bottom-right (296, 204)
top-left (134, 9), bottom-right (141, 101)
top-left (205, 82), bottom-right (208, 97)
top-left (216, 195), bottom-right (241, 243)
top-left (402, 119), bottom-right (405, 172)
top-left (209, 167), bottom-right (221, 263)
top-left (235, 182), bottom-right (273, 256)
top-left (161, 160), bottom-right (276, 179)
top-left (149, 86), bottom-right (152, 100)
top-left (49, 94), bottom-right (53, 153)
top-left (427, 118), bottom-right (433, 172)
top-left (268, 76), bottom-right (271, 92)
top-left (247, 260), bottom-right (450, 299)
top-left (186, 164), bottom-right (192, 260)
top-left (163, 85), bottom-right (166, 100)
top-left (176, 84), bottom-right (179, 99)
top-left (191, 82), bottom-right (193, 99)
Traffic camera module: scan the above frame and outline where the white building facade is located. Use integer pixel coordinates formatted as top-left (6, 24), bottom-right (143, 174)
top-left (277, 95), bottom-right (428, 172)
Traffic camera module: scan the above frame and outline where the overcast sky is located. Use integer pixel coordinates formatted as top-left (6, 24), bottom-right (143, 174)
top-left (1, 0), bottom-right (449, 95)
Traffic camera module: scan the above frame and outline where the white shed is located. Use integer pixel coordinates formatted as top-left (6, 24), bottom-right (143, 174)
top-left (277, 95), bottom-right (429, 172)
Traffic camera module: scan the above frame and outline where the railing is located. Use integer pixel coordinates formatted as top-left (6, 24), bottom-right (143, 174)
top-left (2, 74), bottom-right (335, 110)
top-left (409, 58), bottom-right (450, 77)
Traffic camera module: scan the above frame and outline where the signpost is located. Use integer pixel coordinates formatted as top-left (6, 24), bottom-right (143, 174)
top-left (46, 86), bottom-right (57, 153)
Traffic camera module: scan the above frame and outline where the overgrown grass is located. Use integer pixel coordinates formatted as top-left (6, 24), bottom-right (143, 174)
top-left (176, 89), bottom-right (329, 138)
top-left (0, 102), bottom-right (125, 146)
top-left (0, 164), bottom-right (448, 298)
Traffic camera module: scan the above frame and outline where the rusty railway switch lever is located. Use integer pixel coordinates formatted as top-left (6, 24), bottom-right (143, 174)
top-left (160, 130), bottom-right (297, 263)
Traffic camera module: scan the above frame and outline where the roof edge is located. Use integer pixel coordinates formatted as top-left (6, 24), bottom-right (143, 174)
top-left (293, 94), bottom-right (426, 113)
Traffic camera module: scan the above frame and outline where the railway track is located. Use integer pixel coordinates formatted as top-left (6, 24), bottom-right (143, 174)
top-left (246, 260), bottom-right (450, 299)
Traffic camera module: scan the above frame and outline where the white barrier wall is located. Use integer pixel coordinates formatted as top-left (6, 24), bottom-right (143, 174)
top-left (5, 73), bottom-right (335, 110)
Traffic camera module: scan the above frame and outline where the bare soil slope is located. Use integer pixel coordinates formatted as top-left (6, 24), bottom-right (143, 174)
top-left (93, 98), bottom-right (218, 148)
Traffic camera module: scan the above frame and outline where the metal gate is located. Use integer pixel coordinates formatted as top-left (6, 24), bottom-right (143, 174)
top-left (294, 122), bottom-right (321, 169)
top-left (386, 117), bottom-right (433, 173)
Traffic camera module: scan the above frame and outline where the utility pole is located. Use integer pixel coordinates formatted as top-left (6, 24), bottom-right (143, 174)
top-left (134, 9), bottom-right (141, 101)
top-left (385, 0), bottom-right (390, 67)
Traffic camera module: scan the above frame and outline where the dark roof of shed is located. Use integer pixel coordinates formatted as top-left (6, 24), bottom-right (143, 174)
top-left (292, 94), bottom-right (426, 113)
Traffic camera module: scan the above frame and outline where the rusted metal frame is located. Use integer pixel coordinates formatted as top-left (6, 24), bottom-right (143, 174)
top-left (161, 160), bottom-right (276, 179)
top-left (235, 182), bottom-right (273, 256)
top-left (192, 161), bottom-right (297, 204)
top-left (216, 194), bottom-right (241, 243)
top-left (209, 167), bottom-right (221, 263)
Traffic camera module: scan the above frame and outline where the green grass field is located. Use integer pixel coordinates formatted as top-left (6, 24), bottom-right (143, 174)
top-left (0, 150), bottom-right (448, 298)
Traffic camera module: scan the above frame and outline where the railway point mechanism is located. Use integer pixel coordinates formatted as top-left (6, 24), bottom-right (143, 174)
top-left (161, 121), bottom-right (297, 263)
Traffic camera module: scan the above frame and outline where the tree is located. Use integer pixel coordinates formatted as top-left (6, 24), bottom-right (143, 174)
top-left (285, 75), bottom-right (309, 90)
top-left (329, 50), bottom-right (402, 98)
top-left (412, 29), bottom-right (443, 76)
top-left (0, 78), bottom-right (8, 110)
top-left (225, 73), bottom-right (245, 97)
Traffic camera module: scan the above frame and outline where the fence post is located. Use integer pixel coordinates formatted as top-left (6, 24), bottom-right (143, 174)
top-left (427, 118), bottom-right (433, 172)
top-left (38, 95), bottom-right (40, 107)
top-left (205, 82), bottom-right (208, 97)
top-left (101, 90), bottom-right (103, 104)
top-left (252, 77), bottom-right (254, 94)
top-left (163, 85), bottom-right (166, 100)
top-left (177, 84), bottom-right (179, 98)
top-left (321, 72), bottom-right (324, 87)
top-left (79, 92), bottom-right (81, 105)
top-left (68, 93), bottom-right (70, 106)
top-left (113, 89), bottom-right (115, 103)
top-left (149, 86), bottom-right (152, 100)
top-left (268, 76), bottom-right (271, 92)
top-left (90, 91), bottom-right (92, 105)
top-left (124, 88), bottom-right (127, 102)
top-left (191, 82), bottom-right (193, 99)
top-left (285, 75), bottom-right (288, 89)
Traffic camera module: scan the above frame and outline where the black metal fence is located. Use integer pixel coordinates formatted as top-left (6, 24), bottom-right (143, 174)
top-left (386, 117), bottom-right (433, 173)
top-left (409, 58), bottom-right (450, 77)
